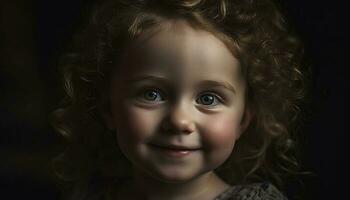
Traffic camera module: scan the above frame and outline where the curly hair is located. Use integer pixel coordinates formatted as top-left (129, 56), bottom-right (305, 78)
top-left (51, 0), bottom-right (311, 199)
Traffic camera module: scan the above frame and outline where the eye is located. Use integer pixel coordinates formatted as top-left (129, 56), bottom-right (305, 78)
top-left (196, 93), bottom-right (222, 106)
top-left (141, 89), bottom-right (165, 102)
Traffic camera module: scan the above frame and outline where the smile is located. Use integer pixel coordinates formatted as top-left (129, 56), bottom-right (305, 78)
top-left (148, 143), bottom-right (201, 158)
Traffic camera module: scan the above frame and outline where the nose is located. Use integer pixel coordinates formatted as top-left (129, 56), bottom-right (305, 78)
top-left (161, 101), bottom-right (196, 135)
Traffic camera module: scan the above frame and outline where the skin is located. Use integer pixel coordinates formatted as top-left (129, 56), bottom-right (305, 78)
top-left (105, 20), bottom-right (252, 200)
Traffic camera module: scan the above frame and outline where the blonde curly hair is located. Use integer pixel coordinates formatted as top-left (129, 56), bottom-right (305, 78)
top-left (51, 0), bottom-right (311, 199)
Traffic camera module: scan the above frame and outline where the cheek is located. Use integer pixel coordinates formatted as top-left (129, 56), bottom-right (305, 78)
top-left (116, 105), bottom-right (161, 141)
top-left (201, 113), bottom-right (241, 150)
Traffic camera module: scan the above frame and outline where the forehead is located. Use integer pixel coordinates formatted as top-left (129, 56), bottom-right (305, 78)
top-left (119, 20), bottom-right (244, 89)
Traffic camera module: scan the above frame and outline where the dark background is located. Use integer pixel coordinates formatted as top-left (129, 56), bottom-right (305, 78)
top-left (0, 0), bottom-right (346, 199)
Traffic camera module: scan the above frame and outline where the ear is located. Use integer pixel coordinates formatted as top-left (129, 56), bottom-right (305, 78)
top-left (238, 105), bottom-right (254, 138)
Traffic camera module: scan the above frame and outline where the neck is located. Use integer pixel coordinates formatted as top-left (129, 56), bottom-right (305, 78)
top-left (117, 170), bottom-right (230, 200)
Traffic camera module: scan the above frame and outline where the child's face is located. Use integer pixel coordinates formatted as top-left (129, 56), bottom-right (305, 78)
top-left (106, 21), bottom-right (250, 183)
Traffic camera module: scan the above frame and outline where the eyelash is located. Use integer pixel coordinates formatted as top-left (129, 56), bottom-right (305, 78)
top-left (138, 88), bottom-right (166, 102)
top-left (136, 88), bottom-right (224, 106)
top-left (196, 92), bottom-right (224, 106)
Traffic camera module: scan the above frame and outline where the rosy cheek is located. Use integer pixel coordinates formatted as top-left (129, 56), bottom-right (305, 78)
top-left (201, 113), bottom-right (241, 149)
top-left (116, 104), bottom-right (164, 142)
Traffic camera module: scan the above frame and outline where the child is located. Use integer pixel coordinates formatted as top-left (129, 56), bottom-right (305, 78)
top-left (51, 0), bottom-right (310, 199)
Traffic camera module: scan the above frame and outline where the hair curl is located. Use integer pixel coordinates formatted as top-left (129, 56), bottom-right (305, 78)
top-left (51, 0), bottom-right (311, 199)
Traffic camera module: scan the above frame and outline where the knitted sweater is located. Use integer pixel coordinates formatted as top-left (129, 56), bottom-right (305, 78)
top-left (213, 182), bottom-right (288, 200)
top-left (75, 179), bottom-right (287, 200)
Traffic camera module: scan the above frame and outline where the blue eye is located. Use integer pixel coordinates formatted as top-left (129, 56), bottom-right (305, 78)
top-left (142, 89), bottom-right (164, 102)
top-left (196, 93), bottom-right (222, 106)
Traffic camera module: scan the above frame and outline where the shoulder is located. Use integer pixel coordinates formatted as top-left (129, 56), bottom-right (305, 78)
top-left (214, 182), bottom-right (288, 200)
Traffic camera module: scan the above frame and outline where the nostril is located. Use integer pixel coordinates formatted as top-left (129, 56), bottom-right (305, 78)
top-left (161, 118), bottom-right (196, 135)
top-left (163, 125), bottom-right (195, 134)
top-left (181, 122), bottom-right (196, 134)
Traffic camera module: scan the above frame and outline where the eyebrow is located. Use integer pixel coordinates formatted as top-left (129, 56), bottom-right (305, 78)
top-left (126, 75), bottom-right (236, 94)
top-left (126, 75), bottom-right (170, 84)
top-left (197, 80), bottom-right (236, 94)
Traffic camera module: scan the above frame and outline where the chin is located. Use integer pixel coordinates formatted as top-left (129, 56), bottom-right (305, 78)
top-left (147, 166), bottom-right (205, 184)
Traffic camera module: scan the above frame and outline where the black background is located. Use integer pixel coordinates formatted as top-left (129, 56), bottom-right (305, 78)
top-left (0, 0), bottom-right (346, 199)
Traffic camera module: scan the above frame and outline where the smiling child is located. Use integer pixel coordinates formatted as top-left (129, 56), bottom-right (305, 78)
top-left (51, 0), bottom-right (309, 199)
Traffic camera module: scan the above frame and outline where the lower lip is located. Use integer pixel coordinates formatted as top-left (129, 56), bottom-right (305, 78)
top-left (150, 145), bottom-right (197, 158)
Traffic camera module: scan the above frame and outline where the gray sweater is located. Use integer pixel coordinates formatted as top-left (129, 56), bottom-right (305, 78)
top-left (73, 180), bottom-right (287, 200)
top-left (213, 182), bottom-right (287, 200)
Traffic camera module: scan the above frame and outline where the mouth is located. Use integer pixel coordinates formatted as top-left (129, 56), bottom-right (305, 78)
top-left (150, 143), bottom-right (201, 151)
top-left (148, 143), bottom-right (202, 157)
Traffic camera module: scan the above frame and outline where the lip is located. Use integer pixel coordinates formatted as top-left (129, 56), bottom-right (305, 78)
top-left (149, 143), bottom-right (201, 157)
top-left (149, 143), bottom-right (202, 151)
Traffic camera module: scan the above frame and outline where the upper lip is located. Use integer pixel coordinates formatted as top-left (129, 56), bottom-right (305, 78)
top-left (149, 143), bottom-right (202, 151)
